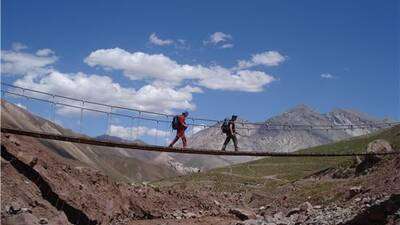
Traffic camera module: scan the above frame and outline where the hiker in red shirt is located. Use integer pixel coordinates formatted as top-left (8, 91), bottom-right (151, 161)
top-left (169, 111), bottom-right (189, 148)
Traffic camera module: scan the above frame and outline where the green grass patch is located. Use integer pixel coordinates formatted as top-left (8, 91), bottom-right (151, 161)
top-left (156, 125), bottom-right (400, 193)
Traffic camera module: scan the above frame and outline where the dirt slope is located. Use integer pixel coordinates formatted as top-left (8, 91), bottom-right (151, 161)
top-left (1, 100), bottom-right (178, 182)
top-left (1, 133), bottom-right (246, 224)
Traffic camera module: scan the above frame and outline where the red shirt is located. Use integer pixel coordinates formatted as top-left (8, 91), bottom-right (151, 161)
top-left (176, 115), bottom-right (187, 137)
top-left (178, 115), bottom-right (186, 130)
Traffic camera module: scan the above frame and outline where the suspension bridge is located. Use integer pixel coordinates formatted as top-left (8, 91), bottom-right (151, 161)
top-left (1, 82), bottom-right (399, 157)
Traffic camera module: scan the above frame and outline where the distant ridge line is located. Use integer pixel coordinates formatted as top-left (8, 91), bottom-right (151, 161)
top-left (2, 127), bottom-right (399, 157)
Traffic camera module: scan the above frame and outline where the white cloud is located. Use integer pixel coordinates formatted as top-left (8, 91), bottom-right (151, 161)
top-left (320, 73), bottom-right (336, 79)
top-left (149, 33), bottom-right (174, 46)
top-left (5, 44), bottom-right (278, 118)
top-left (221, 43), bottom-right (234, 49)
top-left (14, 69), bottom-right (199, 114)
top-left (109, 124), bottom-right (170, 140)
top-left (36, 49), bottom-right (55, 57)
top-left (12, 42), bottom-right (28, 51)
top-left (1, 49), bottom-right (57, 76)
top-left (237, 51), bottom-right (286, 69)
top-left (205, 32), bottom-right (232, 45)
top-left (196, 68), bottom-right (275, 92)
top-left (85, 48), bottom-right (275, 92)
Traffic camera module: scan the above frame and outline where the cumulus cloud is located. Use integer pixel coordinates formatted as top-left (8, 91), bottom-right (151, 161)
top-left (36, 49), bottom-right (55, 56)
top-left (14, 69), bottom-right (199, 114)
top-left (196, 68), bottom-right (275, 92)
top-left (85, 48), bottom-right (275, 92)
top-left (1, 49), bottom-right (57, 76)
top-left (5, 44), bottom-right (278, 118)
top-left (109, 124), bottom-right (170, 140)
top-left (149, 33), bottom-right (174, 46)
top-left (221, 43), bottom-right (234, 49)
top-left (205, 32), bottom-right (232, 44)
top-left (320, 73), bottom-right (336, 79)
top-left (236, 51), bottom-right (286, 69)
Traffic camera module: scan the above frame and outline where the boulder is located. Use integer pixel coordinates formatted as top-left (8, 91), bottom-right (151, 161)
top-left (38, 218), bottom-right (48, 224)
top-left (8, 202), bottom-right (21, 214)
top-left (356, 139), bottom-right (393, 174)
top-left (366, 139), bottom-right (393, 160)
top-left (286, 208), bottom-right (300, 217)
top-left (16, 152), bottom-right (38, 167)
top-left (346, 186), bottom-right (363, 200)
top-left (299, 202), bottom-right (314, 214)
top-left (229, 208), bottom-right (256, 221)
top-left (182, 212), bottom-right (197, 219)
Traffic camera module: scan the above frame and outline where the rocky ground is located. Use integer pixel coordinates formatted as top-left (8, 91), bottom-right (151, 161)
top-left (235, 138), bottom-right (400, 225)
top-left (1, 133), bottom-right (245, 225)
top-left (2, 132), bottom-right (400, 224)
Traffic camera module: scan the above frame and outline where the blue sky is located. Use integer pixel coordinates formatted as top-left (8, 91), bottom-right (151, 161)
top-left (1, 0), bottom-right (399, 131)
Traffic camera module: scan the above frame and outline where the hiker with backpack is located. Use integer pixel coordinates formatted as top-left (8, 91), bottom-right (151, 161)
top-left (221, 115), bottom-right (239, 151)
top-left (169, 111), bottom-right (189, 148)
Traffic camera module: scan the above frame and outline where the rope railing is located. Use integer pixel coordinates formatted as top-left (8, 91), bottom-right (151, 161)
top-left (1, 82), bottom-right (399, 131)
top-left (4, 87), bottom-right (393, 133)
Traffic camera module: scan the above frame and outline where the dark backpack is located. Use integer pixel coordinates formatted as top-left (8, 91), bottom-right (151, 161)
top-left (172, 115), bottom-right (179, 130)
top-left (221, 118), bottom-right (230, 133)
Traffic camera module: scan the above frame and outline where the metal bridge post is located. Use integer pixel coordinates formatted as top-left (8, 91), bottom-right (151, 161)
top-left (190, 119), bottom-right (195, 137)
top-left (136, 112), bottom-right (142, 139)
top-left (51, 95), bottom-right (56, 123)
top-left (155, 121), bottom-right (159, 145)
top-left (165, 115), bottom-right (169, 146)
top-left (79, 101), bottom-right (84, 133)
top-left (23, 88), bottom-right (29, 112)
top-left (106, 106), bottom-right (113, 140)
top-left (130, 117), bottom-right (135, 141)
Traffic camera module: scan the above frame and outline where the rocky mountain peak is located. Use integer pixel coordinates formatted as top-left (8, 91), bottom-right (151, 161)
top-left (327, 108), bottom-right (379, 125)
top-left (288, 104), bottom-right (315, 113)
top-left (267, 104), bottom-right (325, 125)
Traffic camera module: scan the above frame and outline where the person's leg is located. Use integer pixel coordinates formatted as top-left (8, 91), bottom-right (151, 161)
top-left (181, 135), bottom-right (187, 148)
top-left (221, 135), bottom-right (231, 151)
top-left (169, 135), bottom-right (179, 147)
top-left (232, 135), bottom-right (238, 151)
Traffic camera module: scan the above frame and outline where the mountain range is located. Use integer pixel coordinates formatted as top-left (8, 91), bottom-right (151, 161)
top-left (177, 104), bottom-right (388, 169)
top-left (1, 99), bottom-right (391, 176)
